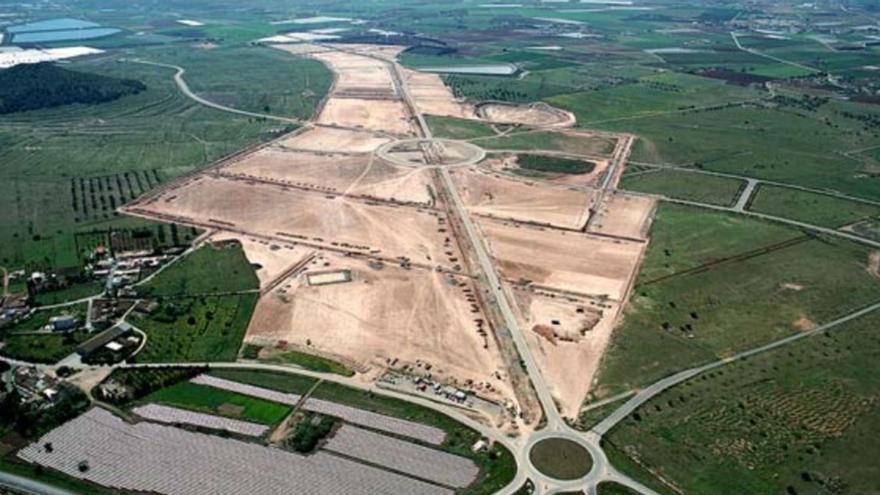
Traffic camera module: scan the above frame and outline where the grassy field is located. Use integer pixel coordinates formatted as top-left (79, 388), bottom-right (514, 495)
top-left (131, 293), bottom-right (257, 362)
top-left (593, 235), bottom-right (880, 398)
top-left (546, 72), bottom-right (759, 124)
top-left (162, 45), bottom-right (332, 119)
top-left (635, 203), bottom-right (800, 283)
top-left (425, 115), bottom-right (496, 140)
top-left (620, 169), bottom-right (744, 206)
top-left (598, 100), bottom-right (880, 200)
top-left (145, 380), bottom-right (290, 424)
top-left (597, 482), bottom-right (640, 495)
top-left (477, 131), bottom-right (617, 156)
top-left (517, 154), bottom-right (595, 175)
top-left (747, 185), bottom-right (880, 228)
top-left (606, 311), bottom-right (880, 495)
top-left (529, 438), bottom-right (593, 480)
top-left (0, 331), bottom-right (90, 364)
top-left (137, 241), bottom-right (258, 297)
top-left (31, 280), bottom-right (105, 306)
top-left (263, 349), bottom-right (354, 376)
top-left (0, 43), bottom-right (330, 274)
top-left (207, 368), bottom-right (317, 395)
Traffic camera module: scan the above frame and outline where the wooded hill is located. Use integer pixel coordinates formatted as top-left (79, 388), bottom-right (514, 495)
top-left (0, 62), bottom-right (146, 114)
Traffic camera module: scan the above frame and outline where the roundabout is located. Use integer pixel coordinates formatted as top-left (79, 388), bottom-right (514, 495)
top-left (375, 137), bottom-right (486, 168)
top-left (528, 437), bottom-right (594, 481)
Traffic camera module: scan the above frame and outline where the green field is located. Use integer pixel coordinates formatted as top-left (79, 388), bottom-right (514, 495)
top-left (263, 349), bottom-right (354, 376)
top-left (546, 72), bottom-right (759, 124)
top-left (606, 312), bottom-right (880, 495)
top-left (164, 45), bottom-right (332, 119)
top-left (131, 293), bottom-right (257, 362)
top-left (478, 131), bottom-right (617, 156)
top-left (594, 234), bottom-right (880, 398)
top-left (529, 438), bottom-right (593, 480)
top-left (137, 241), bottom-right (258, 297)
top-left (145, 380), bottom-right (290, 424)
top-left (635, 204), bottom-right (799, 283)
top-left (620, 169), bottom-right (744, 206)
top-left (0, 43), bottom-right (330, 274)
top-left (0, 331), bottom-right (90, 364)
top-left (31, 280), bottom-right (105, 306)
top-left (425, 115), bottom-right (496, 140)
top-left (517, 154), bottom-right (595, 175)
top-left (747, 185), bottom-right (880, 228)
top-left (208, 368), bottom-right (317, 395)
top-left (599, 100), bottom-right (880, 200)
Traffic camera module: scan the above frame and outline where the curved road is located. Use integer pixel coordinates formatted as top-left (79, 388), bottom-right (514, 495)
top-left (124, 59), bottom-right (303, 125)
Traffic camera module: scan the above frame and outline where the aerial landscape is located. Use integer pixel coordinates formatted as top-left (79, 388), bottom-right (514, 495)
top-left (0, 0), bottom-right (879, 494)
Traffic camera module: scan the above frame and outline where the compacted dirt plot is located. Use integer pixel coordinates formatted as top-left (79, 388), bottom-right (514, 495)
top-left (449, 166), bottom-right (594, 229)
top-left (310, 49), bottom-right (398, 97)
top-left (280, 126), bottom-right (393, 153)
top-left (404, 69), bottom-right (474, 119)
top-left (587, 192), bottom-right (656, 240)
top-left (480, 219), bottom-right (645, 301)
top-left (513, 290), bottom-right (621, 418)
top-left (247, 254), bottom-right (514, 404)
top-left (219, 147), bottom-right (434, 204)
top-left (20, 408), bottom-right (453, 495)
top-left (318, 97), bottom-right (415, 136)
top-left (135, 176), bottom-right (458, 268)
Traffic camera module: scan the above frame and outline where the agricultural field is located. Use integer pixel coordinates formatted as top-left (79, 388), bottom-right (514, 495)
top-left (620, 169), bottom-right (744, 207)
top-left (599, 100), bottom-right (880, 200)
top-left (593, 236), bottom-right (880, 397)
top-left (130, 293), bottom-right (257, 362)
top-left (136, 241), bottom-right (259, 297)
top-left (605, 312), bottom-right (880, 495)
top-left (747, 185), bottom-right (880, 228)
top-left (426, 115), bottom-right (496, 140)
top-left (0, 42), bottom-right (330, 273)
top-left (0, 331), bottom-right (90, 364)
top-left (144, 380), bottom-right (291, 424)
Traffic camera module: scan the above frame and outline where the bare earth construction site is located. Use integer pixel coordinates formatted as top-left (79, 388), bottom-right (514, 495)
top-left (123, 42), bottom-right (653, 428)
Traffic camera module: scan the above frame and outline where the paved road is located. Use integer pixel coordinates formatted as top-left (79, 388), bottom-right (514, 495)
top-left (0, 471), bottom-right (77, 495)
top-left (125, 59), bottom-right (302, 125)
top-left (592, 301), bottom-right (880, 436)
top-left (732, 178), bottom-right (758, 212)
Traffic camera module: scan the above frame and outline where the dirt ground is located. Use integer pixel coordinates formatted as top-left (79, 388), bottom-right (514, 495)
top-left (318, 97), bottom-right (416, 135)
top-left (136, 176), bottom-right (461, 269)
top-left (449, 166), bottom-right (594, 229)
top-left (247, 253), bottom-right (515, 404)
top-left (281, 126), bottom-right (392, 153)
top-left (404, 68), bottom-right (475, 119)
top-left (479, 218), bottom-right (645, 301)
top-left (211, 231), bottom-right (311, 289)
top-left (121, 42), bottom-right (648, 426)
top-left (511, 288), bottom-right (620, 418)
top-left (218, 148), bottom-right (433, 204)
top-left (587, 192), bottom-right (656, 240)
top-left (311, 50), bottom-right (397, 95)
